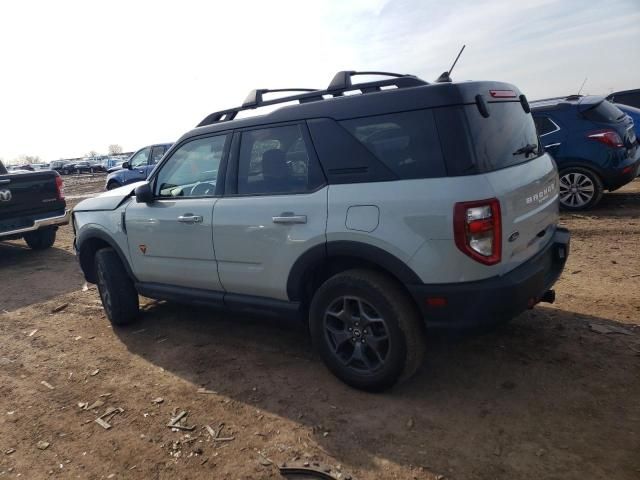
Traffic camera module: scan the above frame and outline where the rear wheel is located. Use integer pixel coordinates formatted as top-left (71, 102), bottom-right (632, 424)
top-left (95, 248), bottom-right (139, 326)
top-left (24, 228), bottom-right (56, 250)
top-left (309, 269), bottom-right (425, 391)
top-left (558, 167), bottom-right (603, 210)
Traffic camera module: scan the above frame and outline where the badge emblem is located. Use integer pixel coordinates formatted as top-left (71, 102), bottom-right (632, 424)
top-left (0, 189), bottom-right (11, 202)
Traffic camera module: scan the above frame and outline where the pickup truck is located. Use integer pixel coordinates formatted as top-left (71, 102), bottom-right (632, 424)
top-left (0, 160), bottom-right (69, 249)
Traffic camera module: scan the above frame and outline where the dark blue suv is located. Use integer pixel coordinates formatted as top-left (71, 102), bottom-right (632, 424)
top-left (531, 96), bottom-right (639, 210)
top-left (105, 143), bottom-right (172, 190)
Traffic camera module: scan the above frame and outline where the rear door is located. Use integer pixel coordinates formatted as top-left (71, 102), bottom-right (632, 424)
top-left (459, 101), bottom-right (559, 274)
top-left (125, 134), bottom-right (229, 290)
top-left (212, 123), bottom-right (328, 301)
top-left (0, 171), bottom-right (64, 227)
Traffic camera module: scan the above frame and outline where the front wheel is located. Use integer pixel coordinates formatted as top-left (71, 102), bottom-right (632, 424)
top-left (558, 167), bottom-right (603, 210)
top-left (95, 248), bottom-right (139, 326)
top-left (24, 228), bottom-right (56, 250)
top-left (106, 181), bottom-right (121, 190)
top-left (309, 269), bottom-right (425, 392)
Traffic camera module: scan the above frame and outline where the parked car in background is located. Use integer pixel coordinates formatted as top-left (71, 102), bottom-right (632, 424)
top-left (615, 103), bottom-right (640, 141)
top-left (607, 88), bottom-right (640, 109)
top-left (105, 143), bottom-right (172, 190)
top-left (0, 160), bottom-right (69, 249)
top-left (76, 70), bottom-right (570, 391)
top-left (531, 95), bottom-right (639, 210)
top-left (107, 162), bottom-right (125, 173)
top-left (16, 164), bottom-right (34, 171)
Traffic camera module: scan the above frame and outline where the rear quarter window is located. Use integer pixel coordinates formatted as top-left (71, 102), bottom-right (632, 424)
top-left (340, 109), bottom-right (446, 179)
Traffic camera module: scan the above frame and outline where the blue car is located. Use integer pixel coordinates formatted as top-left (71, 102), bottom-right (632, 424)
top-left (105, 143), bottom-right (172, 190)
top-left (531, 95), bottom-right (639, 210)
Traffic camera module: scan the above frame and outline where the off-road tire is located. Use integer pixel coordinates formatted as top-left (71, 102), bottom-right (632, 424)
top-left (24, 228), bottom-right (56, 250)
top-left (106, 181), bottom-right (121, 191)
top-left (309, 269), bottom-right (426, 392)
top-left (95, 248), bottom-right (139, 326)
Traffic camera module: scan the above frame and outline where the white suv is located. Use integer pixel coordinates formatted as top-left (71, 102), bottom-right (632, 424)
top-left (73, 71), bottom-right (570, 391)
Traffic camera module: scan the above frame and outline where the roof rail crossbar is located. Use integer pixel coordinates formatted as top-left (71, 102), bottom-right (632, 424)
top-left (197, 71), bottom-right (429, 127)
top-left (327, 70), bottom-right (422, 91)
top-left (242, 88), bottom-right (320, 107)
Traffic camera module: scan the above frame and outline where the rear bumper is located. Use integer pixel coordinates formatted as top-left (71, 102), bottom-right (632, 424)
top-left (407, 227), bottom-right (570, 329)
top-left (0, 209), bottom-right (70, 238)
top-left (603, 150), bottom-right (640, 191)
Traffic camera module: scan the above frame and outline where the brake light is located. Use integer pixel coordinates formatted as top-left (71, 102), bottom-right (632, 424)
top-left (55, 175), bottom-right (65, 200)
top-left (489, 90), bottom-right (516, 98)
top-left (454, 198), bottom-right (501, 265)
top-left (587, 130), bottom-right (623, 148)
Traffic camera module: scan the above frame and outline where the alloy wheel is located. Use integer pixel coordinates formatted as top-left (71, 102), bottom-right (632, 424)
top-left (323, 296), bottom-right (390, 375)
top-left (559, 172), bottom-right (595, 208)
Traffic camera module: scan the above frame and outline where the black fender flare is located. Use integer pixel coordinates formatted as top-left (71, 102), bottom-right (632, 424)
top-left (286, 241), bottom-right (422, 301)
top-left (76, 229), bottom-right (137, 283)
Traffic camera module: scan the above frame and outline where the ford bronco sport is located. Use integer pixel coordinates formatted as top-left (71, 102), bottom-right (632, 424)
top-left (73, 71), bottom-right (570, 391)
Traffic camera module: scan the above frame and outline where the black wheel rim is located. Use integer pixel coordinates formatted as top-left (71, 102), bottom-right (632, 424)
top-left (323, 296), bottom-right (390, 375)
top-left (96, 265), bottom-right (112, 313)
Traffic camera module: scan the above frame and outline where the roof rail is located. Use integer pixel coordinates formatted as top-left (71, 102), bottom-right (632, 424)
top-left (197, 71), bottom-right (428, 127)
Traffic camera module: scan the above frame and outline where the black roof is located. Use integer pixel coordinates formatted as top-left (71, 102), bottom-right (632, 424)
top-left (178, 71), bottom-right (521, 143)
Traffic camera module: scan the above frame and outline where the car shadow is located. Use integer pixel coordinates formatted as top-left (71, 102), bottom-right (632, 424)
top-left (0, 240), bottom-right (85, 311)
top-left (113, 302), bottom-right (640, 479)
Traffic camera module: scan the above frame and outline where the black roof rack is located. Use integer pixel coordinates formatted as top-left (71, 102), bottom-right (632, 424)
top-left (197, 70), bottom-right (428, 127)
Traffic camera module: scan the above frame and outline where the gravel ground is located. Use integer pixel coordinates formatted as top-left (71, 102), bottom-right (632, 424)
top-left (0, 176), bottom-right (638, 480)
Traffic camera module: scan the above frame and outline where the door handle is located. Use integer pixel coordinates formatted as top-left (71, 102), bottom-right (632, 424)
top-left (272, 213), bottom-right (307, 224)
top-left (177, 214), bottom-right (203, 224)
top-left (138, 169), bottom-right (145, 174)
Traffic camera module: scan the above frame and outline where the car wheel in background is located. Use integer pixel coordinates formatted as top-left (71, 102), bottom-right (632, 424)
top-left (106, 181), bottom-right (121, 190)
top-left (309, 269), bottom-right (426, 392)
top-left (95, 248), bottom-right (139, 326)
top-left (558, 167), bottom-right (603, 210)
top-left (23, 227), bottom-right (57, 250)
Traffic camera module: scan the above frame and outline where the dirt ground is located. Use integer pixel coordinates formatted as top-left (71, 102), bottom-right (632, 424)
top-left (1, 174), bottom-right (639, 480)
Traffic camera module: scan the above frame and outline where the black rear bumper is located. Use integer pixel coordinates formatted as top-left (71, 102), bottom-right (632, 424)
top-left (407, 227), bottom-right (570, 329)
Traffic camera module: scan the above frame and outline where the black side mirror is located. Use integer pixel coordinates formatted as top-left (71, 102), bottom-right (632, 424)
top-left (123, 161), bottom-right (131, 170)
top-left (135, 182), bottom-right (154, 203)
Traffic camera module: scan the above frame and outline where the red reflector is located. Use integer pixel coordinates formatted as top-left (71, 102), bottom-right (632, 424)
top-left (426, 297), bottom-right (447, 307)
top-left (489, 89), bottom-right (516, 98)
top-left (622, 165), bottom-right (633, 174)
top-left (468, 218), bottom-right (494, 234)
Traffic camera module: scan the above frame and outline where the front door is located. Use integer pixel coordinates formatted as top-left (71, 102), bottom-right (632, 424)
top-left (213, 123), bottom-right (328, 301)
top-left (125, 134), bottom-right (230, 291)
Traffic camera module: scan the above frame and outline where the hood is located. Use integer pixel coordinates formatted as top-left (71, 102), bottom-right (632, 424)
top-left (74, 181), bottom-right (146, 211)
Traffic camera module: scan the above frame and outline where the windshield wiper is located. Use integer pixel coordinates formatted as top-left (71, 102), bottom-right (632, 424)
top-left (512, 143), bottom-right (538, 157)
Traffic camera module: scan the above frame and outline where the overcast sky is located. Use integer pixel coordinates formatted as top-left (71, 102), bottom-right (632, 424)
top-left (0, 0), bottom-right (638, 162)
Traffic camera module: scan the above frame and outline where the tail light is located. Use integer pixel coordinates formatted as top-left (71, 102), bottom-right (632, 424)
top-left (587, 130), bottom-right (623, 148)
top-left (55, 175), bottom-right (65, 200)
top-left (454, 198), bottom-right (501, 265)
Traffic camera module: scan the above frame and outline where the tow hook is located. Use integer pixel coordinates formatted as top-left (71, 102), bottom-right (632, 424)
top-left (540, 289), bottom-right (556, 304)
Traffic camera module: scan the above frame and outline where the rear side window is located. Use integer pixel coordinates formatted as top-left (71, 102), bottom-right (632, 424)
top-left (340, 110), bottom-right (446, 179)
top-left (582, 101), bottom-right (625, 123)
top-left (237, 124), bottom-right (324, 195)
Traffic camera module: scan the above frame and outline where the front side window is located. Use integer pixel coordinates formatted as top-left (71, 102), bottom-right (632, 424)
top-left (340, 109), bottom-right (446, 179)
top-left (237, 124), bottom-right (323, 195)
top-left (130, 147), bottom-right (150, 168)
top-left (155, 135), bottom-right (228, 198)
